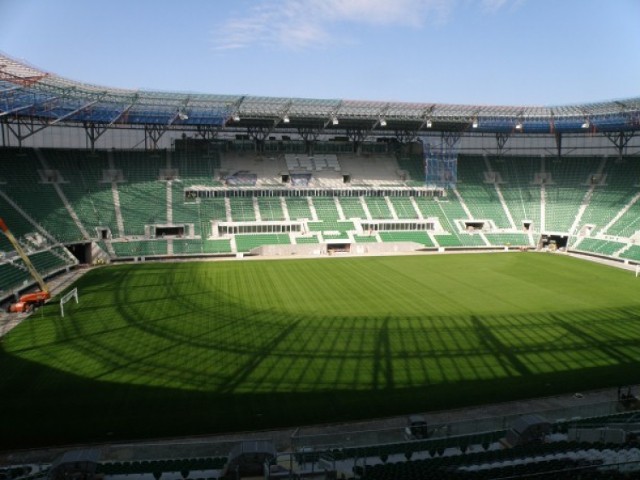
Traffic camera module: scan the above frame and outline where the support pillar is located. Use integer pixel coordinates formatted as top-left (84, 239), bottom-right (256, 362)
top-left (196, 125), bottom-right (220, 141)
top-left (347, 128), bottom-right (368, 154)
top-left (554, 132), bottom-right (562, 159)
top-left (144, 125), bottom-right (167, 151)
top-left (495, 132), bottom-right (510, 157)
top-left (248, 126), bottom-right (269, 153)
top-left (441, 131), bottom-right (463, 150)
top-left (83, 122), bottom-right (108, 151)
top-left (4, 117), bottom-right (50, 149)
top-left (298, 127), bottom-right (320, 155)
top-left (604, 131), bottom-right (635, 160)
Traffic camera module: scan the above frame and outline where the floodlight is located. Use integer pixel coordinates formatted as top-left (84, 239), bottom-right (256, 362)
top-left (283, 115), bottom-right (290, 123)
top-left (232, 114), bottom-right (241, 122)
top-left (426, 119), bottom-right (432, 128)
top-left (472, 119), bottom-right (478, 128)
top-left (332, 117), bottom-right (339, 125)
top-left (178, 112), bottom-right (188, 121)
top-left (581, 120), bottom-right (590, 129)
top-left (515, 122), bottom-right (523, 130)
top-left (380, 118), bottom-right (387, 127)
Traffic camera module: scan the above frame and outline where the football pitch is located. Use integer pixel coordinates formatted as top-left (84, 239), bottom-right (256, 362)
top-left (3, 252), bottom-right (640, 449)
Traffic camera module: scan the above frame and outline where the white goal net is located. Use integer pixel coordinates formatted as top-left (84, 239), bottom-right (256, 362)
top-left (60, 288), bottom-right (79, 317)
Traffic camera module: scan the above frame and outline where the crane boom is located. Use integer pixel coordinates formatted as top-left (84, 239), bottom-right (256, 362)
top-left (0, 217), bottom-right (49, 294)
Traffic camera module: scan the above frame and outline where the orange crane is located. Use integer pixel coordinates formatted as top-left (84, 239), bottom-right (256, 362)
top-left (0, 218), bottom-right (51, 313)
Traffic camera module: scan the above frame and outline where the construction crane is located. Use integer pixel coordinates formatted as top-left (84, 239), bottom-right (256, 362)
top-left (0, 218), bottom-right (51, 313)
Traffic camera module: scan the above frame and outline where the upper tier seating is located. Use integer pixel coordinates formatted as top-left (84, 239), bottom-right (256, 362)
top-left (544, 157), bottom-right (600, 233)
top-left (457, 155), bottom-right (511, 228)
top-left (488, 156), bottom-right (541, 231)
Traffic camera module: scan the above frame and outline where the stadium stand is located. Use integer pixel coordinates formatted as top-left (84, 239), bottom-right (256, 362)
top-left (312, 197), bottom-right (341, 221)
top-left (235, 233), bottom-right (290, 252)
top-left (397, 154), bottom-right (425, 184)
top-left (0, 148), bottom-right (85, 243)
top-left (3, 148), bottom-right (640, 266)
top-left (575, 238), bottom-right (627, 257)
top-left (544, 157), bottom-right (601, 233)
top-left (379, 231), bottom-right (434, 247)
top-left (620, 244), bottom-right (640, 262)
top-left (295, 235), bottom-right (320, 244)
top-left (456, 155), bottom-right (512, 229)
top-left (489, 156), bottom-right (542, 232)
top-left (229, 197), bottom-right (257, 222)
top-left (389, 196), bottom-right (420, 219)
top-left (114, 151), bottom-right (167, 236)
top-left (364, 197), bottom-right (394, 220)
top-left (285, 197), bottom-right (314, 221)
top-left (353, 234), bottom-right (379, 243)
top-left (577, 158), bottom-right (640, 235)
top-left (257, 197), bottom-right (286, 221)
top-left (340, 196), bottom-right (368, 219)
top-left (111, 240), bottom-right (168, 257)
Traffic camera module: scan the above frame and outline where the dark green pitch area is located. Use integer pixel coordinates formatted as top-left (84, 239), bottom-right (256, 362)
top-left (3, 253), bottom-right (640, 449)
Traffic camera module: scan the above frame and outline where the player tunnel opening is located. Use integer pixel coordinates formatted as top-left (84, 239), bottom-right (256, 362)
top-left (540, 234), bottom-right (568, 251)
top-left (464, 221), bottom-right (486, 232)
top-left (327, 242), bottom-right (351, 254)
top-left (155, 226), bottom-right (185, 237)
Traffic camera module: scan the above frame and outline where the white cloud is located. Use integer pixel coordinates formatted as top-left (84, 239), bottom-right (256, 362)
top-left (212, 0), bottom-right (517, 51)
top-left (312, 0), bottom-right (451, 27)
top-left (481, 0), bottom-right (524, 12)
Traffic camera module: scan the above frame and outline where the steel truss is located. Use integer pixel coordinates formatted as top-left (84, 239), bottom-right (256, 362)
top-left (0, 52), bottom-right (639, 152)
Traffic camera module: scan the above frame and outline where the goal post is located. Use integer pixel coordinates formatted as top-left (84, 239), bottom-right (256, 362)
top-left (636, 264), bottom-right (640, 278)
top-left (60, 288), bottom-right (79, 317)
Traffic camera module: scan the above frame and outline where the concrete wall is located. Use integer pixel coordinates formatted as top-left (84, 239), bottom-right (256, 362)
top-left (253, 241), bottom-right (423, 257)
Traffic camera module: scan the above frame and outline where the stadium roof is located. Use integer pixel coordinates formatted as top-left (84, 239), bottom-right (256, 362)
top-left (1, 52), bottom-right (639, 136)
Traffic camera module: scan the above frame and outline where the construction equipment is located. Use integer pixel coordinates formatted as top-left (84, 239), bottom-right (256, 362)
top-left (617, 386), bottom-right (640, 412)
top-left (0, 218), bottom-right (51, 313)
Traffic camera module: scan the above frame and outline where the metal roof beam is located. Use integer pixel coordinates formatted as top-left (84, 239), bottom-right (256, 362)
top-left (50, 99), bottom-right (99, 125)
top-left (370, 103), bottom-right (391, 131)
top-left (168, 96), bottom-right (192, 125)
top-left (225, 95), bottom-right (246, 126)
top-left (418, 105), bottom-right (436, 130)
top-left (323, 101), bottom-right (343, 129)
top-left (0, 102), bottom-right (35, 117)
top-left (108, 95), bottom-right (139, 125)
top-left (0, 84), bottom-right (24, 95)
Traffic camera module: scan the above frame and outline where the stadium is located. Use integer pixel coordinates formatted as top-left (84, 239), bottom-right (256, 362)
top-left (2, 42), bottom-right (640, 480)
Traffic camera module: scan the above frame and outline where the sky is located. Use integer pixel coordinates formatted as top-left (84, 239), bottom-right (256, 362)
top-left (0, 0), bottom-right (639, 107)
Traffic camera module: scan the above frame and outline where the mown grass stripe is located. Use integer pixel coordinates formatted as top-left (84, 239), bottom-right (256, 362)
top-left (2, 253), bottom-right (640, 448)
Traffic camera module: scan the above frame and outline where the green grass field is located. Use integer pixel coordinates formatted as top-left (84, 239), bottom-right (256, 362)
top-left (3, 252), bottom-right (640, 449)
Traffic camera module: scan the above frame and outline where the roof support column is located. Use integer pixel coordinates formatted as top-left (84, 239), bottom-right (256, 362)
top-left (554, 132), bottom-right (562, 159)
top-left (196, 125), bottom-right (220, 141)
top-left (83, 122), bottom-right (108, 152)
top-left (394, 129), bottom-right (419, 155)
top-left (298, 127), bottom-right (320, 155)
top-left (347, 128), bottom-right (368, 154)
top-left (144, 125), bottom-right (167, 151)
top-left (394, 129), bottom-right (418, 145)
top-left (495, 133), bottom-right (510, 157)
top-left (604, 131), bottom-right (635, 159)
top-left (441, 131), bottom-right (463, 149)
top-left (1, 119), bottom-right (6, 147)
top-left (4, 117), bottom-right (50, 148)
top-left (248, 126), bottom-right (269, 153)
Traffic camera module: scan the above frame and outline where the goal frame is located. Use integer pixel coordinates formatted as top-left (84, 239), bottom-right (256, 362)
top-left (60, 288), bottom-right (78, 317)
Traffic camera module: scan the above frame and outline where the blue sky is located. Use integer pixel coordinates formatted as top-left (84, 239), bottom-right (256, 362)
top-left (0, 0), bottom-right (639, 106)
